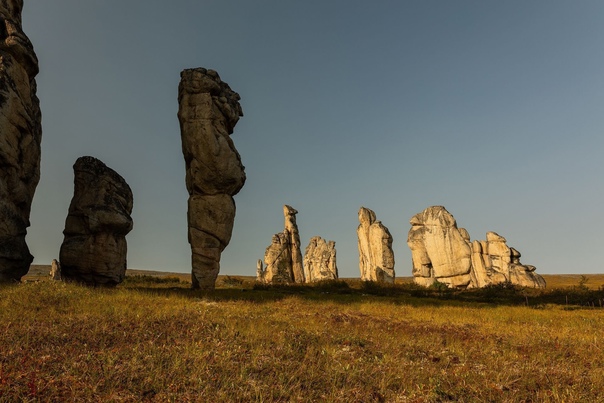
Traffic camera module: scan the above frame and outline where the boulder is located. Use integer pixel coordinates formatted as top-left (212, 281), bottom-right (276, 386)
top-left (357, 207), bottom-right (395, 283)
top-left (0, 0), bottom-right (42, 282)
top-left (59, 157), bottom-right (133, 286)
top-left (178, 68), bottom-right (245, 290)
top-left (303, 236), bottom-right (337, 282)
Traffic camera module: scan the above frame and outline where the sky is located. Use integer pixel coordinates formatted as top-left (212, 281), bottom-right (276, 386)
top-left (22, 0), bottom-right (604, 277)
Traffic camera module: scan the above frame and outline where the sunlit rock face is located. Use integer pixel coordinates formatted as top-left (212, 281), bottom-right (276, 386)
top-left (407, 206), bottom-right (473, 288)
top-left (303, 236), bottom-right (338, 282)
top-left (357, 207), bottom-right (395, 283)
top-left (258, 231), bottom-right (294, 284)
top-left (408, 206), bottom-right (545, 289)
top-left (0, 0), bottom-right (42, 282)
top-left (59, 157), bottom-right (133, 286)
top-left (257, 205), bottom-right (306, 284)
top-left (476, 232), bottom-right (546, 289)
top-left (178, 67), bottom-right (245, 290)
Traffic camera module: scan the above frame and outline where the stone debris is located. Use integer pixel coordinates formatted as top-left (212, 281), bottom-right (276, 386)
top-left (0, 0), bottom-right (42, 282)
top-left (59, 157), bottom-right (133, 286)
top-left (178, 68), bottom-right (245, 290)
top-left (303, 236), bottom-right (338, 282)
top-left (357, 207), bottom-right (395, 283)
top-left (408, 206), bottom-right (545, 289)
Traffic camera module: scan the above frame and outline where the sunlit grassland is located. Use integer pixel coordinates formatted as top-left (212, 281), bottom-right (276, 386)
top-left (2, 274), bottom-right (604, 402)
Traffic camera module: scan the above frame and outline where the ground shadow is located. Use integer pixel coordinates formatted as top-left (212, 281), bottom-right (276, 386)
top-left (121, 279), bottom-right (604, 310)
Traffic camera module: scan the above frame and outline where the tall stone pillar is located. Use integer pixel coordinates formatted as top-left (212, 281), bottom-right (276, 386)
top-left (178, 68), bottom-right (245, 290)
top-left (0, 0), bottom-right (42, 282)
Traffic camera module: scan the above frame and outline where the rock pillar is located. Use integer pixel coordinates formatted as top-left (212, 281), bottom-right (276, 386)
top-left (59, 156), bottom-right (133, 286)
top-left (0, 0), bottom-right (42, 282)
top-left (178, 68), bottom-right (245, 290)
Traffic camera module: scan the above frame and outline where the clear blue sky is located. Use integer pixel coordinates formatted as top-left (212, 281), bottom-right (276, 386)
top-left (23, 1), bottom-right (604, 276)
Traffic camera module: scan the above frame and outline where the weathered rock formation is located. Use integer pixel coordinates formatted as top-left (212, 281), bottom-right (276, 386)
top-left (49, 259), bottom-right (61, 280)
top-left (59, 157), bottom-right (133, 286)
top-left (407, 206), bottom-right (473, 288)
top-left (357, 207), bottom-right (395, 283)
top-left (257, 231), bottom-right (293, 284)
top-left (178, 67), bottom-right (245, 290)
top-left (303, 236), bottom-right (337, 282)
top-left (0, 0), bottom-right (42, 282)
top-left (472, 232), bottom-right (546, 289)
top-left (284, 205), bottom-right (304, 283)
top-left (408, 206), bottom-right (545, 289)
top-left (257, 205), bottom-right (305, 284)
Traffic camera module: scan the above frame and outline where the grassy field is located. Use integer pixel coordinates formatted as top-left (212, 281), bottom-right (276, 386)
top-left (2, 270), bottom-right (604, 402)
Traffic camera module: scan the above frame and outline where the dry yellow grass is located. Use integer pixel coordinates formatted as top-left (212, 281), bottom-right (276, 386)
top-left (2, 272), bottom-right (604, 401)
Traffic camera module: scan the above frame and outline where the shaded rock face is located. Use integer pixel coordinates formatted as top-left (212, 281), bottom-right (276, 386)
top-left (0, 0), bottom-right (42, 282)
top-left (284, 205), bottom-right (304, 283)
top-left (257, 205), bottom-right (305, 284)
top-left (178, 67), bottom-right (245, 290)
top-left (59, 157), bottom-right (133, 286)
top-left (357, 207), bottom-right (395, 283)
top-left (408, 206), bottom-right (545, 289)
top-left (303, 236), bottom-right (337, 282)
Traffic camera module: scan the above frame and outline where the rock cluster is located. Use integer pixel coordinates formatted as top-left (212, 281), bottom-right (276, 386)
top-left (0, 0), bottom-right (42, 282)
top-left (59, 157), bottom-right (133, 286)
top-left (178, 67), bottom-right (245, 290)
top-left (357, 207), bottom-right (395, 283)
top-left (257, 205), bottom-right (304, 284)
top-left (408, 206), bottom-right (545, 289)
top-left (303, 236), bottom-right (338, 282)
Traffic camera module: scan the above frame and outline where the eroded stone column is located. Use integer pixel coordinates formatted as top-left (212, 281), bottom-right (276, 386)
top-left (0, 0), bottom-right (42, 282)
top-left (357, 207), bottom-right (395, 283)
top-left (303, 236), bottom-right (338, 282)
top-left (59, 157), bottom-right (133, 286)
top-left (178, 68), bottom-right (245, 290)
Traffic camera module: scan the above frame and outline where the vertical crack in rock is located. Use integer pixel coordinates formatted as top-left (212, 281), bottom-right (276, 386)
top-left (59, 156), bottom-right (133, 286)
top-left (357, 207), bottom-right (395, 283)
top-left (0, 0), bottom-right (42, 282)
top-left (178, 68), bottom-right (245, 290)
